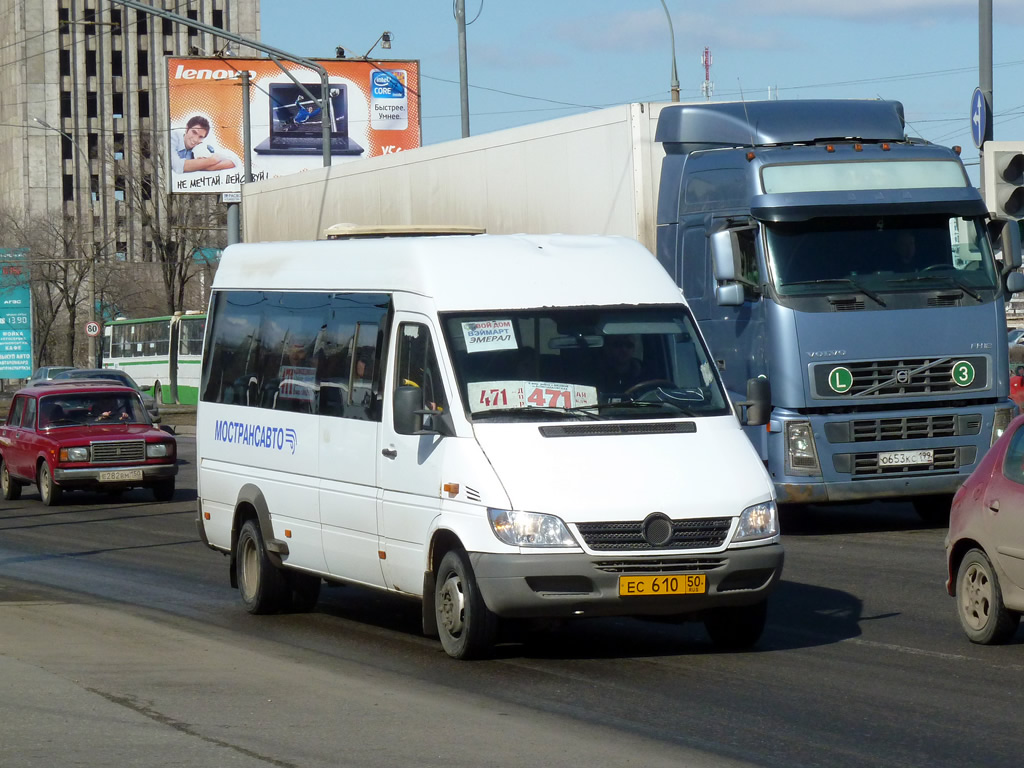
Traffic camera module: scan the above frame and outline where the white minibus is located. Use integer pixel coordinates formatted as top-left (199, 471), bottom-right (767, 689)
top-left (196, 231), bottom-right (783, 659)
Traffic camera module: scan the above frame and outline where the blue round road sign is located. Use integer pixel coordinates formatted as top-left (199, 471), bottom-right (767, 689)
top-left (971, 87), bottom-right (987, 150)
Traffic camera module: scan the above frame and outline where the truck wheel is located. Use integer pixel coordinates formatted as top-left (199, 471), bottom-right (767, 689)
top-left (152, 479), bottom-right (175, 502)
top-left (434, 549), bottom-right (496, 659)
top-left (286, 572), bottom-right (321, 613)
top-left (703, 601), bottom-right (768, 650)
top-left (912, 494), bottom-right (953, 526)
top-left (236, 519), bottom-right (286, 614)
top-left (1, 459), bottom-right (21, 501)
top-left (37, 463), bottom-right (62, 507)
top-left (956, 548), bottom-right (1020, 644)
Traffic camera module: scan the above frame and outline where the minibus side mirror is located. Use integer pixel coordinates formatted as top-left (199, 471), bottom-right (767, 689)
top-left (393, 386), bottom-right (451, 436)
top-left (735, 376), bottom-right (771, 427)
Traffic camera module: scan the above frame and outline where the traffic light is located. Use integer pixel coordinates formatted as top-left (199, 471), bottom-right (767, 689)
top-left (983, 141), bottom-right (1024, 220)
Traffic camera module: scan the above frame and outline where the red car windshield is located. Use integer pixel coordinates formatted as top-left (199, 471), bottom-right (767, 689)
top-left (40, 392), bottom-right (148, 427)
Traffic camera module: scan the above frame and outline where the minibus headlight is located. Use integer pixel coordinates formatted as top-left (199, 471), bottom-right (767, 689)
top-left (992, 407), bottom-right (1014, 446)
top-left (146, 442), bottom-right (174, 459)
top-left (60, 446), bottom-right (89, 462)
top-left (487, 508), bottom-right (577, 548)
top-left (785, 421), bottom-right (821, 475)
top-left (734, 501), bottom-right (778, 543)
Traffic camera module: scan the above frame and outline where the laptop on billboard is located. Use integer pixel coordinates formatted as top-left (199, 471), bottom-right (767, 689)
top-left (254, 82), bottom-right (364, 156)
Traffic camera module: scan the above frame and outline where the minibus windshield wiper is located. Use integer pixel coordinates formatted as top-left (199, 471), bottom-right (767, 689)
top-left (472, 406), bottom-right (600, 421)
top-left (572, 401), bottom-right (696, 416)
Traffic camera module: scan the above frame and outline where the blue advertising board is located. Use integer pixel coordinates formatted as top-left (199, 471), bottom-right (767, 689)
top-left (0, 249), bottom-right (33, 378)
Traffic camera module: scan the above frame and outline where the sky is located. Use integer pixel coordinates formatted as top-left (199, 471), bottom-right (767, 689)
top-left (260, 0), bottom-right (1024, 182)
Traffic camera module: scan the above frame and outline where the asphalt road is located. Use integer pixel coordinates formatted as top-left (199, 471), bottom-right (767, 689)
top-left (1, 438), bottom-right (1021, 768)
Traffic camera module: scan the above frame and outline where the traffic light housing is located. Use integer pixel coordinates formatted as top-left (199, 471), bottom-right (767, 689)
top-left (983, 141), bottom-right (1024, 220)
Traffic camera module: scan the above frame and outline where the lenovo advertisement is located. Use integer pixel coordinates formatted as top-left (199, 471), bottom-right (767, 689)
top-left (166, 57), bottom-right (420, 194)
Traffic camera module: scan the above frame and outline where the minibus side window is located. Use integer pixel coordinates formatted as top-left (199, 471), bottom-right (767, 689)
top-left (201, 290), bottom-right (390, 420)
top-left (395, 323), bottom-right (448, 415)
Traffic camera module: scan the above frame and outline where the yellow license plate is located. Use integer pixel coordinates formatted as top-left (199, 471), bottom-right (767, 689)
top-left (619, 574), bottom-right (706, 596)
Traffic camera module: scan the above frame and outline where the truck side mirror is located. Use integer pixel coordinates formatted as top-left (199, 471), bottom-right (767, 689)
top-left (736, 376), bottom-right (771, 427)
top-left (1007, 271), bottom-right (1024, 295)
top-left (710, 230), bottom-right (738, 281)
top-left (716, 283), bottom-right (745, 306)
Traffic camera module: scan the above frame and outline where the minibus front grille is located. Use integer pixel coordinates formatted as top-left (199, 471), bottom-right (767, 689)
top-left (540, 422), bottom-right (696, 438)
top-left (90, 440), bottom-right (146, 463)
top-left (592, 557), bottom-right (728, 574)
top-left (576, 517), bottom-right (731, 551)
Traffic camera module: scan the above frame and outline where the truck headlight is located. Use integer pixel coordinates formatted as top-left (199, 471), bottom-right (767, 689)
top-left (60, 446), bottom-right (89, 462)
top-left (487, 508), bottom-right (577, 548)
top-left (146, 442), bottom-right (173, 459)
top-left (734, 500), bottom-right (779, 543)
top-left (785, 421), bottom-right (821, 475)
top-left (992, 407), bottom-right (1014, 446)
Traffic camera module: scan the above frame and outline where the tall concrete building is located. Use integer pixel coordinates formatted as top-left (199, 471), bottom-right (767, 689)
top-left (0, 0), bottom-right (259, 270)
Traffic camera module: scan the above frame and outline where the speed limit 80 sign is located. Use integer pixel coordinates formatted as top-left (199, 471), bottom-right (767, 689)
top-left (85, 321), bottom-right (101, 337)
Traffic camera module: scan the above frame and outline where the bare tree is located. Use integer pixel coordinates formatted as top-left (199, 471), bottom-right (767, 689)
top-left (119, 133), bottom-right (225, 314)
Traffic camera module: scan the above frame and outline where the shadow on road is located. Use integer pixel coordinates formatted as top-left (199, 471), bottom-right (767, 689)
top-left (779, 501), bottom-right (945, 536)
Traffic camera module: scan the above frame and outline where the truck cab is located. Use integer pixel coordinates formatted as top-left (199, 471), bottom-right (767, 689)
top-left (654, 100), bottom-right (1024, 519)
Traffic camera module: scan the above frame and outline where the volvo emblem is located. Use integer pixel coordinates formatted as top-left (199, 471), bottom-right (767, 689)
top-left (895, 368), bottom-right (911, 384)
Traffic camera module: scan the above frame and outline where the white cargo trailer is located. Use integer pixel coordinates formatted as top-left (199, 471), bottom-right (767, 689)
top-left (241, 103), bottom-right (669, 249)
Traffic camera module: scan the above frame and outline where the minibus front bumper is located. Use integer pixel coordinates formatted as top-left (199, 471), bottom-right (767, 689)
top-left (469, 543), bottom-right (783, 619)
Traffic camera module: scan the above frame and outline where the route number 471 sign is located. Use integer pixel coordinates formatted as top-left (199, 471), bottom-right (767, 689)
top-left (467, 380), bottom-right (598, 414)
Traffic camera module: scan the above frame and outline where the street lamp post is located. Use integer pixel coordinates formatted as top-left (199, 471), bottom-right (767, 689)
top-left (33, 117), bottom-right (97, 367)
top-left (659, 0), bottom-right (680, 102)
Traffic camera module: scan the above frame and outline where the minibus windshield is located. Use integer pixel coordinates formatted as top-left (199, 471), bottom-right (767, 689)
top-left (442, 306), bottom-right (731, 421)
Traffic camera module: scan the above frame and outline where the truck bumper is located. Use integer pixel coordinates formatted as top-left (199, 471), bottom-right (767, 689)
top-left (469, 543), bottom-right (783, 619)
top-left (775, 472), bottom-right (968, 504)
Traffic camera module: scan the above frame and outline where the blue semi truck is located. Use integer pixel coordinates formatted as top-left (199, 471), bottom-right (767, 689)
top-left (244, 98), bottom-right (1024, 519)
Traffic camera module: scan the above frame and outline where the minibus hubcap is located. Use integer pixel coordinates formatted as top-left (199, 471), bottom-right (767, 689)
top-left (439, 574), bottom-right (465, 636)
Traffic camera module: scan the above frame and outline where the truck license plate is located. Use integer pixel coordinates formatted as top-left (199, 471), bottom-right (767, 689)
top-left (98, 469), bottom-right (143, 482)
top-left (619, 574), bottom-right (706, 596)
top-left (878, 450), bottom-right (933, 467)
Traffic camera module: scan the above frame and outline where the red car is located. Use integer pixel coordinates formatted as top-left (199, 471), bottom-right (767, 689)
top-left (946, 413), bottom-right (1024, 644)
top-left (0, 380), bottom-right (177, 506)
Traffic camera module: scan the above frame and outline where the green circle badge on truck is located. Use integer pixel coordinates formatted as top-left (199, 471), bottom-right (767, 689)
top-left (951, 360), bottom-right (975, 387)
top-left (828, 366), bottom-right (854, 393)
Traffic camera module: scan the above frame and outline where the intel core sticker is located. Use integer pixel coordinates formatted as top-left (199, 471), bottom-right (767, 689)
top-left (828, 366), bottom-right (853, 393)
top-left (463, 320), bottom-right (517, 353)
top-left (951, 360), bottom-right (975, 387)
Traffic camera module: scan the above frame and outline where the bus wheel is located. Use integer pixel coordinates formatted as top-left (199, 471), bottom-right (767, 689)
top-left (236, 519), bottom-right (286, 614)
top-left (38, 463), bottom-right (62, 507)
top-left (2, 458), bottom-right (22, 501)
top-left (434, 549), bottom-right (496, 659)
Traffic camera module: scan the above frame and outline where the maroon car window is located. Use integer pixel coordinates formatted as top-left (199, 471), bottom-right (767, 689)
top-left (1003, 424), bottom-right (1024, 485)
top-left (8, 397), bottom-right (25, 428)
top-left (20, 398), bottom-right (36, 429)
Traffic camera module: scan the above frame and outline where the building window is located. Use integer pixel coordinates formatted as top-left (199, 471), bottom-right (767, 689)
top-left (111, 50), bottom-right (122, 77)
top-left (110, 9), bottom-right (122, 34)
top-left (87, 92), bottom-right (98, 119)
top-left (138, 54), bottom-right (148, 77)
top-left (112, 92), bottom-right (123, 118)
top-left (87, 133), bottom-right (98, 159)
top-left (136, 11), bottom-right (148, 34)
top-left (163, 18), bottom-right (173, 37)
top-left (62, 174), bottom-right (74, 202)
top-left (138, 91), bottom-right (150, 118)
top-left (60, 91), bottom-right (71, 119)
top-left (86, 49), bottom-right (97, 77)
top-left (212, 9), bottom-right (224, 29)
top-left (59, 49), bottom-right (71, 77)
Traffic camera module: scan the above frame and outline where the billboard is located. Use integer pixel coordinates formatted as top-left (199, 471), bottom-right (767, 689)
top-left (166, 57), bottom-right (421, 195)
top-left (0, 250), bottom-right (32, 379)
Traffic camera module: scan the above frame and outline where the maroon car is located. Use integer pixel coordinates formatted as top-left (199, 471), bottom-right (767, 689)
top-left (946, 413), bottom-right (1024, 644)
top-left (0, 380), bottom-right (177, 506)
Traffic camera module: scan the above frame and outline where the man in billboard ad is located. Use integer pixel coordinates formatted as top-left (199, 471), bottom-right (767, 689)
top-left (166, 57), bottom-right (421, 195)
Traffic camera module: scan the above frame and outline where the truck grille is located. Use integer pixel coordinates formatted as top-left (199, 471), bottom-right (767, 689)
top-left (824, 414), bottom-right (983, 443)
top-left (575, 517), bottom-right (731, 551)
top-left (90, 440), bottom-right (145, 463)
top-left (849, 447), bottom-right (960, 476)
top-left (811, 356), bottom-right (987, 399)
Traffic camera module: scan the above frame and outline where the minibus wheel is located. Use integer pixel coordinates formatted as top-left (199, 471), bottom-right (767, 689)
top-left (236, 519), bottom-right (286, 614)
top-left (703, 600), bottom-right (767, 650)
top-left (434, 550), bottom-right (496, 660)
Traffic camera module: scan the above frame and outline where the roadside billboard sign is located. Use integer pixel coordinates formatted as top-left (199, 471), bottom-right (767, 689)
top-left (0, 249), bottom-right (33, 378)
top-left (166, 57), bottom-right (421, 195)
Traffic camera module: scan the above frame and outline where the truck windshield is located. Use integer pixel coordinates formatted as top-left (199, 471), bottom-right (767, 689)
top-left (765, 214), bottom-right (999, 297)
top-left (441, 307), bottom-right (731, 421)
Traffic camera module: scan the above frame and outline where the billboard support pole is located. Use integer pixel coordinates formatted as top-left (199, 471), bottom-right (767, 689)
top-left (111, 0), bottom-right (333, 168)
